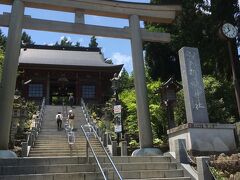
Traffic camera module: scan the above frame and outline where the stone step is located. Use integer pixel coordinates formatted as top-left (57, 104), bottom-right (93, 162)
top-left (124, 178), bottom-right (191, 180)
top-left (36, 135), bottom-right (68, 137)
top-left (30, 148), bottom-right (76, 151)
top-left (0, 156), bottom-right (174, 167)
top-left (37, 134), bottom-right (85, 137)
top-left (0, 157), bottom-right (88, 166)
top-left (0, 162), bottom-right (182, 177)
top-left (0, 164), bottom-right (97, 175)
top-left (34, 140), bottom-right (99, 144)
top-left (28, 153), bottom-right (85, 157)
top-left (37, 132), bottom-right (82, 134)
top-left (31, 146), bottom-right (103, 150)
top-left (29, 149), bottom-right (105, 154)
top-left (0, 172), bottom-right (104, 180)
top-left (112, 156), bottom-right (172, 163)
top-left (115, 162), bottom-right (178, 171)
top-left (28, 153), bottom-right (106, 157)
top-left (110, 169), bottom-right (185, 179)
top-left (34, 142), bottom-right (99, 145)
top-left (35, 138), bottom-right (93, 141)
top-left (33, 143), bottom-right (101, 147)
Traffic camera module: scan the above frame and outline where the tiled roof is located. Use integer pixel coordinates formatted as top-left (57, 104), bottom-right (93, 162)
top-left (19, 48), bottom-right (122, 69)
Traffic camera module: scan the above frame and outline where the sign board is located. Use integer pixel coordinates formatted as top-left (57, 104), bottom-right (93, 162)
top-left (114, 113), bottom-right (122, 133)
top-left (114, 105), bottom-right (121, 113)
top-left (115, 124), bottom-right (122, 133)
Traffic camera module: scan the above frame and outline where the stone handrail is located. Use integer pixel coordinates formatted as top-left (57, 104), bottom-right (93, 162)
top-left (21, 98), bottom-right (45, 157)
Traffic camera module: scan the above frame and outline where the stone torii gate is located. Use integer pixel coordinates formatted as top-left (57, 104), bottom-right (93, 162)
top-left (0, 0), bottom-right (181, 156)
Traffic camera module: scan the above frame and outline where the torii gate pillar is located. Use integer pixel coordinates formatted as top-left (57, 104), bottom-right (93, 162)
top-left (0, 0), bottom-right (24, 157)
top-left (130, 15), bottom-right (162, 156)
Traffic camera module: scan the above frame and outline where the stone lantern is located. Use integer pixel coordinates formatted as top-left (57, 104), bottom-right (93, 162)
top-left (160, 77), bottom-right (182, 129)
top-left (111, 73), bottom-right (120, 102)
top-left (110, 73), bottom-right (122, 143)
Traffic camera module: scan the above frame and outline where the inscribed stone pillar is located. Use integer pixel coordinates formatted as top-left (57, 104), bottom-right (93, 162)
top-left (0, 0), bottom-right (24, 150)
top-left (178, 47), bottom-right (209, 123)
top-left (129, 15), bottom-right (153, 148)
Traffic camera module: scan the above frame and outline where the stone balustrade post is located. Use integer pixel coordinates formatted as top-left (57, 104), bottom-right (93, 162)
top-left (103, 133), bottom-right (108, 147)
top-left (21, 142), bottom-right (28, 157)
top-left (98, 129), bottom-right (103, 139)
top-left (120, 141), bottom-right (127, 156)
top-left (196, 157), bottom-right (212, 180)
top-left (112, 141), bottom-right (118, 156)
top-left (29, 133), bottom-right (33, 147)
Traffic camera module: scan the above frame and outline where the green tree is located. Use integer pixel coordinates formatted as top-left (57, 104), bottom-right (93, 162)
top-left (145, 0), bottom-right (239, 122)
top-left (203, 76), bottom-right (237, 123)
top-left (55, 36), bottom-right (72, 47)
top-left (120, 89), bottom-right (138, 137)
top-left (174, 76), bottom-right (238, 125)
top-left (21, 31), bottom-right (35, 45)
top-left (147, 79), bottom-right (167, 140)
top-left (145, 0), bottom-right (239, 80)
top-left (75, 41), bottom-right (81, 47)
top-left (0, 29), bottom-right (7, 50)
top-left (104, 58), bottom-right (113, 64)
top-left (89, 36), bottom-right (98, 48)
top-left (0, 29), bottom-right (6, 81)
top-left (118, 68), bottom-right (134, 92)
top-left (0, 49), bottom-right (4, 81)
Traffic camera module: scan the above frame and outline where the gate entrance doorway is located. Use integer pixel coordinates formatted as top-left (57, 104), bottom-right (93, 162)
top-left (49, 81), bottom-right (75, 105)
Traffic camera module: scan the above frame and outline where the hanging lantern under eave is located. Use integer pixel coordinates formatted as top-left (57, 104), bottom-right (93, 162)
top-left (160, 77), bottom-right (182, 104)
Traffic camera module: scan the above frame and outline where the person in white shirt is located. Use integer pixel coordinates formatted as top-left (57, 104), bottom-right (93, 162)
top-left (68, 110), bottom-right (75, 130)
top-left (56, 112), bottom-right (63, 130)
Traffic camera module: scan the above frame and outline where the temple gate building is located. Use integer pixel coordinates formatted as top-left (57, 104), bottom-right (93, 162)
top-left (16, 45), bottom-right (123, 105)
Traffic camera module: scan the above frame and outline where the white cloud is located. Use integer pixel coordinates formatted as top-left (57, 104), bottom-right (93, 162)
top-left (111, 52), bottom-right (133, 73)
top-left (101, 47), bottom-right (106, 54)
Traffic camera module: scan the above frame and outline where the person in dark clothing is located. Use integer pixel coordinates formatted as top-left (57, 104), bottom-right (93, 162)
top-left (69, 94), bottom-right (74, 107)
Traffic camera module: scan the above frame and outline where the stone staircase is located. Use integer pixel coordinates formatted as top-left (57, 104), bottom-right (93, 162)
top-left (29, 105), bottom-right (106, 157)
top-left (0, 105), bottom-right (192, 180)
top-left (0, 156), bottom-right (191, 180)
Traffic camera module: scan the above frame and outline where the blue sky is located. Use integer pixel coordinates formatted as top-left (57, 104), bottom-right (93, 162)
top-left (0, 0), bottom-right (150, 73)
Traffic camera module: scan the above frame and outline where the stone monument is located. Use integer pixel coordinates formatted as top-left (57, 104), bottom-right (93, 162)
top-left (168, 47), bottom-right (236, 154)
